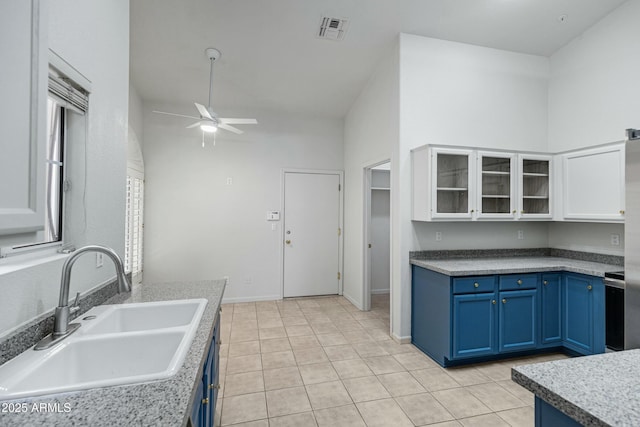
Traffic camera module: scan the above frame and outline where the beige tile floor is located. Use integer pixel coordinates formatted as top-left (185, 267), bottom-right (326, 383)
top-left (215, 294), bottom-right (568, 427)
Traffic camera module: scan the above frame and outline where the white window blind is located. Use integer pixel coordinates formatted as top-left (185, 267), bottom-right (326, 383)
top-left (125, 173), bottom-right (144, 283)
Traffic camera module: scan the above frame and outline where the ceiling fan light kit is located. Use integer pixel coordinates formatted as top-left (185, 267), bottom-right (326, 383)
top-left (152, 47), bottom-right (257, 142)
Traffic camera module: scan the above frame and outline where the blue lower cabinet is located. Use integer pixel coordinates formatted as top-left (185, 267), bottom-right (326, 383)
top-left (540, 274), bottom-right (562, 345)
top-left (563, 273), bottom-right (605, 355)
top-left (191, 312), bottom-right (221, 427)
top-left (534, 396), bottom-right (582, 427)
top-left (453, 293), bottom-right (496, 359)
top-left (411, 267), bottom-right (606, 367)
top-left (499, 289), bottom-right (537, 352)
top-left (190, 380), bottom-right (205, 427)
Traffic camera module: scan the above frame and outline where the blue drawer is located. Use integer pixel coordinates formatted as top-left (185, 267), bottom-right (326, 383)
top-left (499, 274), bottom-right (538, 290)
top-left (452, 276), bottom-right (496, 294)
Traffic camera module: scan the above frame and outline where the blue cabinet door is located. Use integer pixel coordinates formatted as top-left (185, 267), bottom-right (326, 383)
top-left (563, 273), bottom-right (605, 355)
top-left (202, 313), bottom-right (220, 427)
top-left (190, 379), bottom-right (205, 427)
top-left (541, 273), bottom-right (562, 345)
top-left (453, 293), bottom-right (496, 359)
top-left (499, 289), bottom-right (537, 352)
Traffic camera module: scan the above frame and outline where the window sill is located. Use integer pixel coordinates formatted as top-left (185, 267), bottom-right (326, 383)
top-left (0, 251), bottom-right (68, 276)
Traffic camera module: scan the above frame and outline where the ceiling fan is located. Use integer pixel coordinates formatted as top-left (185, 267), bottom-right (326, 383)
top-left (153, 48), bottom-right (257, 136)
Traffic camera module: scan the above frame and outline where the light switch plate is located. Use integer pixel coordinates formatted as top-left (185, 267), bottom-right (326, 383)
top-left (266, 211), bottom-right (280, 221)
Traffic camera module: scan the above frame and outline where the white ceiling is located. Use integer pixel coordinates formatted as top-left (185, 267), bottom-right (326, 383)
top-left (130, 0), bottom-right (627, 119)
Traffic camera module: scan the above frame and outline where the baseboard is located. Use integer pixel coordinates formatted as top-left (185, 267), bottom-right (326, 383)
top-left (222, 295), bottom-right (281, 304)
top-left (342, 292), bottom-right (364, 310)
top-left (371, 289), bottom-right (390, 295)
top-left (392, 333), bottom-right (411, 344)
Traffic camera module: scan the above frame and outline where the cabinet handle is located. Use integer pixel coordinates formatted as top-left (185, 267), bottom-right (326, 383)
top-left (202, 397), bottom-right (209, 405)
top-left (543, 280), bottom-right (548, 285)
top-left (492, 300), bottom-right (496, 305)
top-left (587, 285), bottom-right (593, 291)
top-left (286, 240), bottom-right (291, 244)
top-left (502, 298), bottom-right (507, 304)
top-left (517, 279), bottom-right (522, 285)
top-left (474, 282), bottom-right (479, 288)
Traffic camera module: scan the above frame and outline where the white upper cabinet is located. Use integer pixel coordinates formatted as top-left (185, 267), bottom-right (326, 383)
top-left (518, 154), bottom-right (553, 219)
top-left (413, 145), bottom-right (555, 222)
top-left (560, 143), bottom-right (625, 222)
top-left (431, 147), bottom-right (475, 219)
top-left (413, 143), bottom-right (623, 223)
top-left (412, 146), bottom-right (474, 221)
top-left (0, 0), bottom-right (47, 236)
top-left (476, 151), bottom-right (516, 219)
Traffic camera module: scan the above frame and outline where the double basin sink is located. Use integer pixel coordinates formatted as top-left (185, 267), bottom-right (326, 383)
top-left (0, 299), bottom-right (207, 400)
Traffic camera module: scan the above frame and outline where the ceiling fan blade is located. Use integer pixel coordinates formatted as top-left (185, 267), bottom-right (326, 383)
top-left (153, 110), bottom-right (200, 120)
top-left (195, 103), bottom-right (213, 120)
top-left (218, 123), bottom-right (244, 134)
top-left (219, 118), bottom-right (258, 125)
top-left (186, 121), bottom-right (202, 129)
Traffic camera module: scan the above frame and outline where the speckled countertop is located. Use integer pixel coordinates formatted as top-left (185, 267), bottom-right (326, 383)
top-left (411, 257), bottom-right (621, 277)
top-left (512, 350), bottom-right (640, 426)
top-left (0, 279), bottom-right (225, 427)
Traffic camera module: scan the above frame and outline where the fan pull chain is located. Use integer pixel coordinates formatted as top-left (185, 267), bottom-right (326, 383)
top-left (202, 131), bottom-right (205, 148)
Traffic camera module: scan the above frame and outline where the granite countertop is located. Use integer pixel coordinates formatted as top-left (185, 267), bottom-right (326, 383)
top-left (0, 279), bottom-right (225, 427)
top-left (512, 350), bottom-right (640, 426)
top-left (411, 256), bottom-right (621, 277)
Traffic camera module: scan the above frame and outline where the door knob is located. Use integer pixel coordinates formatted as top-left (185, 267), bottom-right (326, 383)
top-left (285, 240), bottom-right (291, 244)
top-left (502, 298), bottom-right (507, 304)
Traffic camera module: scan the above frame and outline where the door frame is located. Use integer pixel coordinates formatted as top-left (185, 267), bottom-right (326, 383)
top-left (362, 159), bottom-right (391, 312)
top-left (280, 168), bottom-right (344, 299)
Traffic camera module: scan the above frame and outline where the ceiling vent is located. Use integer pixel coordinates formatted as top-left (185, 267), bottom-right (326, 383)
top-left (317, 17), bottom-right (349, 41)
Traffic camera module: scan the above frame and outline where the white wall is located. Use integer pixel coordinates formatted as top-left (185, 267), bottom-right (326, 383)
top-left (548, 0), bottom-right (640, 152)
top-left (371, 189), bottom-right (390, 293)
top-left (394, 34), bottom-right (550, 340)
top-left (128, 86), bottom-right (145, 172)
top-left (343, 42), bottom-right (399, 309)
top-left (141, 105), bottom-right (343, 303)
top-left (0, 0), bottom-right (129, 337)
top-left (545, 0), bottom-right (638, 255)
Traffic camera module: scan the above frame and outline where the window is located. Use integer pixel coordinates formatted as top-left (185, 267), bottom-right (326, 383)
top-left (125, 172), bottom-right (144, 284)
top-left (0, 63), bottom-right (89, 258)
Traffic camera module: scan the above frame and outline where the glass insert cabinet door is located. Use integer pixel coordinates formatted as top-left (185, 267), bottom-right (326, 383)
top-left (477, 153), bottom-right (515, 217)
top-left (431, 148), bottom-right (474, 217)
top-left (519, 156), bottom-right (551, 216)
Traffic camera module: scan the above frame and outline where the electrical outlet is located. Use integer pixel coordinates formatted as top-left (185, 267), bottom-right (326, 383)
top-left (226, 177), bottom-right (233, 185)
top-left (223, 276), bottom-right (230, 286)
top-left (96, 253), bottom-right (104, 268)
top-left (517, 230), bottom-right (524, 240)
top-left (611, 234), bottom-right (620, 246)
top-left (435, 231), bottom-right (442, 241)
top-left (243, 277), bottom-right (252, 285)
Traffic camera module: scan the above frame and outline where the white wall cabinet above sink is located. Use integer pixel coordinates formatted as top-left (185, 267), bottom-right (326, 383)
top-left (558, 142), bottom-right (625, 222)
top-left (412, 145), bottom-right (552, 221)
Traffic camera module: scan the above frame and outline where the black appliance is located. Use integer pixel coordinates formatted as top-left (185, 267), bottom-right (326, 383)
top-left (604, 271), bottom-right (625, 351)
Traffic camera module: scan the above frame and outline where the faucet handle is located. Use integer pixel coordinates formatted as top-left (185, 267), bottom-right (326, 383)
top-left (70, 292), bottom-right (81, 316)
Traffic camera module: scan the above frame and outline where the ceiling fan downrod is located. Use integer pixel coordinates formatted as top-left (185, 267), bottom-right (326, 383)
top-left (205, 48), bottom-right (221, 112)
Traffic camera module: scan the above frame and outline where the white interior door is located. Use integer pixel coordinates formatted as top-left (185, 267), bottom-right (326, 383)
top-left (283, 172), bottom-right (341, 297)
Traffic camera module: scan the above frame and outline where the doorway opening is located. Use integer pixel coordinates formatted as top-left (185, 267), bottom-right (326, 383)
top-left (363, 160), bottom-right (391, 332)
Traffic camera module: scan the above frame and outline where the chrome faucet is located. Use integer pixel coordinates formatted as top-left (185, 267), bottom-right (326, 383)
top-left (35, 245), bottom-right (131, 350)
